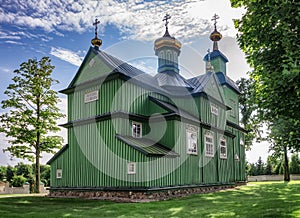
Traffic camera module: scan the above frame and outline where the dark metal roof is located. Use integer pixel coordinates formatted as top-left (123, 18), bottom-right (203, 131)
top-left (154, 71), bottom-right (194, 90)
top-left (149, 96), bottom-right (200, 124)
top-left (47, 144), bottom-right (69, 165)
top-left (116, 134), bottom-right (179, 157)
top-left (216, 72), bottom-right (240, 94)
top-left (64, 47), bottom-right (238, 98)
top-left (203, 50), bottom-right (229, 62)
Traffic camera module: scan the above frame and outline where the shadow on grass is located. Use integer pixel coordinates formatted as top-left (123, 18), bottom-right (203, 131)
top-left (0, 181), bottom-right (299, 217)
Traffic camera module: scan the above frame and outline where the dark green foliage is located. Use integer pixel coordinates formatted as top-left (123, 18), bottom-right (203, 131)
top-left (0, 166), bottom-right (6, 182)
top-left (10, 175), bottom-right (26, 187)
top-left (289, 153), bottom-right (300, 174)
top-left (231, 0), bottom-right (300, 182)
top-left (15, 162), bottom-right (33, 178)
top-left (6, 166), bottom-right (14, 182)
top-left (0, 57), bottom-right (64, 192)
top-left (236, 78), bottom-right (261, 150)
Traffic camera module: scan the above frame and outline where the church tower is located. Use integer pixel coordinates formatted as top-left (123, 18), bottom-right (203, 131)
top-left (204, 14), bottom-right (228, 74)
top-left (154, 14), bottom-right (192, 91)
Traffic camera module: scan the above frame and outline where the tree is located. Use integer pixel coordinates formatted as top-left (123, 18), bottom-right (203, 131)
top-left (265, 157), bottom-right (272, 175)
top-left (0, 166), bottom-right (7, 182)
top-left (231, 0), bottom-right (300, 181)
top-left (236, 78), bottom-right (261, 150)
top-left (290, 153), bottom-right (300, 174)
top-left (15, 162), bottom-right (33, 179)
top-left (10, 175), bottom-right (27, 187)
top-left (0, 57), bottom-right (64, 192)
top-left (256, 156), bottom-right (264, 175)
top-left (6, 166), bottom-right (14, 183)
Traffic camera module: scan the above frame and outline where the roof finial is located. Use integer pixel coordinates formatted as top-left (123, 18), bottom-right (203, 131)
top-left (91, 18), bottom-right (102, 48)
top-left (211, 14), bottom-right (220, 30)
top-left (163, 13), bottom-right (171, 37)
top-left (210, 14), bottom-right (222, 51)
top-left (93, 18), bottom-right (100, 38)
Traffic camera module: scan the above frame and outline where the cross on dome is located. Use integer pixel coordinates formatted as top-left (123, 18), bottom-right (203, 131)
top-left (93, 18), bottom-right (100, 38)
top-left (211, 14), bottom-right (220, 30)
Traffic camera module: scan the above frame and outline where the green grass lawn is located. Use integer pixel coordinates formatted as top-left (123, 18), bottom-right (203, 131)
top-left (0, 181), bottom-right (300, 218)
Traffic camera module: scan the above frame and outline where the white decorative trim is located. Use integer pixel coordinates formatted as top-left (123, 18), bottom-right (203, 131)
top-left (219, 137), bottom-right (227, 159)
top-left (56, 169), bottom-right (62, 179)
top-left (132, 122), bottom-right (142, 138)
top-left (211, 104), bottom-right (219, 116)
top-left (205, 131), bottom-right (214, 157)
top-left (127, 162), bottom-right (136, 174)
top-left (84, 90), bottom-right (98, 103)
top-left (186, 125), bottom-right (198, 155)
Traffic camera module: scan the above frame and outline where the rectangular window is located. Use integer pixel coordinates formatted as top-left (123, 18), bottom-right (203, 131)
top-left (186, 125), bottom-right (198, 155)
top-left (205, 132), bottom-right (214, 157)
top-left (220, 137), bottom-right (227, 159)
top-left (84, 90), bottom-right (98, 103)
top-left (211, 104), bottom-right (219, 116)
top-left (127, 162), bottom-right (136, 174)
top-left (132, 122), bottom-right (142, 138)
top-left (56, 169), bottom-right (62, 179)
top-left (230, 99), bottom-right (236, 117)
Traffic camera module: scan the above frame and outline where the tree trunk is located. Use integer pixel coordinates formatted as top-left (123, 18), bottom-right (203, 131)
top-left (35, 148), bottom-right (40, 193)
top-left (283, 145), bottom-right (290, 182)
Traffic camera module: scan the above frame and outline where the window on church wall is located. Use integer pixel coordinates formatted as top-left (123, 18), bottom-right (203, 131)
top-left (84, 90), bottom-right (98, 103)
top-left (219, 137), bottom-right (227, 159)
top-left (211, 104), bottom-right (219, 116)
top-left (229, 99), bottom-right (236, 118)
top-left (132, 122), bottom-right (142, 138)
top-left (205, 132), bottom-right (214, 157)
top-left (166, 50), bottom-right (172, 64)
top-left (56, 169), bottom-right (62, 179)
top-left (186, 125), bottom-right (198, 155)
top-left (127, 162), bottom-right (136, 174)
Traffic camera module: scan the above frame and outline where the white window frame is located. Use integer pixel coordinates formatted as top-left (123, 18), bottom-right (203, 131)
top-left (240, 137), bottom-right (244, 146)
top-left (132, 122), bottom-right (142, 138)
top-left (127, 162), bottom-right (136, 174)
top-left (205, 132), bottom-right (214, 157)
top-left (84, 90), bottom-right (98, 103)
top-left (186, 125), bottom-right (198, 155)
top-left (211, 104), bottom-right (219, 116)
top-left (56, 169), bottom-right (62, 179)
top-left (219, 137), bottom-right (227, 159)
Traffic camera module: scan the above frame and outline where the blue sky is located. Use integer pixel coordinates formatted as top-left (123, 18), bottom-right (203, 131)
top-left (0, 0), bottom-right (269, 165)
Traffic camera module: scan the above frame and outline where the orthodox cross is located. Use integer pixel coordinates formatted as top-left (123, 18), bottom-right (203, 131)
top-left (93, 18), bottom-right (100, 38)
top-left (211, 14), bottom-right (220, 29)
top-left (163, 13), bottom-right (171, 30)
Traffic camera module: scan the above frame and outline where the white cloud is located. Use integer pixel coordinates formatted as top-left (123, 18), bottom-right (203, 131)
top-left (4, 40), bottom-right (24, 45)
top-left (50, 47), bottom-right (84, 66)
top-left (0, 67), bottom-right (11, 73)
top-left (0, 0), bottom-right (245, 42)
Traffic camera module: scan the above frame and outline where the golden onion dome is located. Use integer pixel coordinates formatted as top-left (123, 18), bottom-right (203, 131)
top-left (91, 37), bottom-right (102, 47)
top-left (210, 29), bottom-right (222, 42)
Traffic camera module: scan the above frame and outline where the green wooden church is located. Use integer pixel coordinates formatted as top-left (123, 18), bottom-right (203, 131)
top-left (48, 15), bottom-right (246, 199)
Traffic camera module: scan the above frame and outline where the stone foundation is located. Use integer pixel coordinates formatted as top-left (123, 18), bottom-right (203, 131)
top-left (48, 184), bottom-right (238, 202)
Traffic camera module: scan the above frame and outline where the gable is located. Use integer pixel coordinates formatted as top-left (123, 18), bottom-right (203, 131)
top-left (69, 47), bottom-right (114, 87)
top-left (203, 73), bottom-right (225, 104)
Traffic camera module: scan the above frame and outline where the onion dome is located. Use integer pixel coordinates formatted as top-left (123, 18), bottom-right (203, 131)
top-left (91, 18), bottom-right (102, 49)
top-left (154, 14), bottom-right (181, 52)
top-left (210, 14), bottom-right (222, 51)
